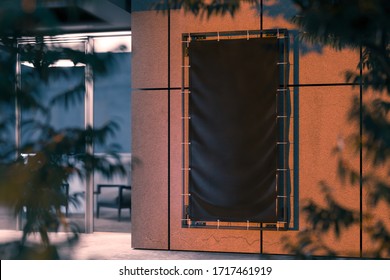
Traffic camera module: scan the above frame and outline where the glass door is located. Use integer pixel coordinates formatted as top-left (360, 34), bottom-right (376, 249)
top-left (92, 35), bottom-right (132, 233)
top-left (14, 33), bottom-right (132, 235)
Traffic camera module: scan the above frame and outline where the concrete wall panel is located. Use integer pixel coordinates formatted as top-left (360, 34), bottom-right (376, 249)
top-left (263, 86), bottom-right (361, 257)
top-left (131, 11), bottom-right (168, 89)
top-left (131, 90), bottom-right (169, 249)
top-left (299, 47), bottom-right (359, 85)
top-left (263, 0), bottom-right (297, 31)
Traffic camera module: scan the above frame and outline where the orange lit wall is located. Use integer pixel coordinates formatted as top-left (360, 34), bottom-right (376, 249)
top-left (131, 1), bottom-right (377, 257)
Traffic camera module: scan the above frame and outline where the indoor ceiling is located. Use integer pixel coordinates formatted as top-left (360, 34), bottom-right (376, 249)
top-left (42, 0), bottom-right (131, 33)
top-left (0, 0), bottom-right (131, 34)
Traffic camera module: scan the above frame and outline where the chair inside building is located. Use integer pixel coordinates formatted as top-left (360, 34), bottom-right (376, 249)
top-left (95, 184), bottom-right (131, 222)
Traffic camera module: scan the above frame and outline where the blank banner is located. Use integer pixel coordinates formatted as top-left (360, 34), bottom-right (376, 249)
top-left (188, 38), bottom-right (279, 222)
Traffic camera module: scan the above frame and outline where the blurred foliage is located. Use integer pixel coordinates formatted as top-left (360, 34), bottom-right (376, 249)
top-left (0, 1), bottom-right (126, 259)
top-left (285, 0), bottom-right (390, 259)
top-left (293, 0), bottom-right (390, 92)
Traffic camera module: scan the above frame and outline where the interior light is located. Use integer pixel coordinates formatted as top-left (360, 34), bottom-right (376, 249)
top-left (49, 59), bottom-right (86, 67)
top-left (93, 36), bottom-right (132, 53)
top-left (21, 61), bottom-right (35, 68)
top-left (21, 60), bottom-right (86, 68)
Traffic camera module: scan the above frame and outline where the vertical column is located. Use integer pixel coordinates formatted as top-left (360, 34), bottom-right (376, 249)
top-left (15, 43), bottom-right (22, 231)
top-left (84, 37), bottom-right (94, 233)
top-left (131, 2), bottom-right (170, 249)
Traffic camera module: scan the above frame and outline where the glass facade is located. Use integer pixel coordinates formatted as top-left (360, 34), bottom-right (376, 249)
top-left (0, 33), bottom-right (132, 233)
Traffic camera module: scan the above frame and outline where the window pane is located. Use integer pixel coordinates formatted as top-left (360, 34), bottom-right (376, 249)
top-left (94, 52), bottom-right (131, 153)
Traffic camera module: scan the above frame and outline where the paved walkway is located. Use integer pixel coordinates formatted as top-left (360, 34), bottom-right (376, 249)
top-left (0, 230), bottom-right (289, 260)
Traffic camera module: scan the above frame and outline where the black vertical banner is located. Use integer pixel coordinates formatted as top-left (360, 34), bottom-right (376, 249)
top-left (188, 38), bottom-right (278, 222)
